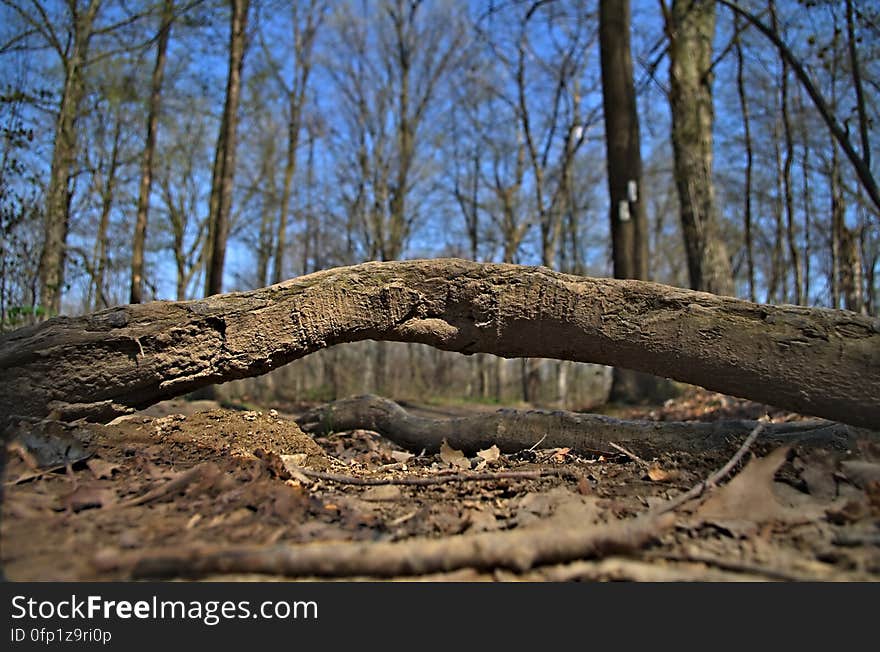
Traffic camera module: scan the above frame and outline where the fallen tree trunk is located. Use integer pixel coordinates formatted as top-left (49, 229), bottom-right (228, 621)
top-left (1, 259), bottom-right (878, 429)
top-left (297, 395), bottom-right (857, 455)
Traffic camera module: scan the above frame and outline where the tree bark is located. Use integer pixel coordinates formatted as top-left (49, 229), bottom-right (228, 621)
top-left (772, 1), bottom-right (802, 306)
top-left (734, 15), bottom-right (755, 303)
top-left (297, 395), bottom-right (858, 457)
top-left (38, 1), bottom-right (101, 315)
top-left (130, 0), bottom-right (174, 304)
top-left (1, 259), bottom-right (878, 429)
top-left (600, 0), bottom-right (662, 402)
top-left (204, 0), bottom-right (249, 297)
top-left (91, 117), bottom-right (123, 311)
top-left (600, 0), bottom-right (647, 282)
top-left (665, 0), bottom-right (733, 296)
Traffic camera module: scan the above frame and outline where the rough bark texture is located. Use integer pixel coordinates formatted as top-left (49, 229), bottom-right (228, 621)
top-left (600, 0), bottom-right (648, 282)
top-left (298, 395), bottom-right (858, 456)
top-left (666, 0), bottom-right (733, 296)
top-left (1, 259), bottom-right (878, 429)
top-left (38, 1), bottom-right (100, 315)
top-left (204, 0), bottom-right (249, 296)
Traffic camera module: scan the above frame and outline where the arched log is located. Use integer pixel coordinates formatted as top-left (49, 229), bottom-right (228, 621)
top-left (1, 259), bottom-right (878, 429)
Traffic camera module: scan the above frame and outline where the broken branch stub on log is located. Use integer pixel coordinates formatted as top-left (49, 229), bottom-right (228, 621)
top-left (1, 259), bottom-right (878, 429)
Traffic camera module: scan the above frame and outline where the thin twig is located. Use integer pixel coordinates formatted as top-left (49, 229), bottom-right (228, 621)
top-left (114, 463), bottom-right (218, 508)
top-left (5, 463), bottom-right (68, 485)
top-left (644, 551), bottom-right (816, 582)
top-left (653, 423), bottom-right (765, 515)
top-left (291, 465), bottom-right (578, 487)
top-left (525, 434), bottom-right (547, 452)
top-left (609, 441), bottom-right (650, 468)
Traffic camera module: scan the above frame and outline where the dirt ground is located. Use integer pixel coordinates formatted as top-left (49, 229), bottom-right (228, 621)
top-left (2, 389), bottom-right (879, 581)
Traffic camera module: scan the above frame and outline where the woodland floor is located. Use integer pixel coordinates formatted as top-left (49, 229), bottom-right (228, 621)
top-left (2, 388), bottom-right (879, 582)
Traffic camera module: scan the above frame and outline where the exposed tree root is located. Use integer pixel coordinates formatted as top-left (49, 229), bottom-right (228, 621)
top-left (297, 395), bottom-right (855, 456)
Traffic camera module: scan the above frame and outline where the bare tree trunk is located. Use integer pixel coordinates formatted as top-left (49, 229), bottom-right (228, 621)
top-left (494, 356), bottom-right (507, 404)
top-left (769, 122), bottom-right (786, 304)
top-left (2, 259), bottom-right (878, 429)
top-left (91, 118), bottom-right (123, 310)
top-left (799, 96), bottom-right (812, 304)
top-left (734, 15), bottom-right (755, 303)
top-left (845, 0), bottom-right (871, 175)
top-left (600, 0), bottom-right (648, 282)
top-left (664, 0), bottom-right (732, 296)
top-left (204, 0), bottom-right (249, 296)
top-left (831, 142), bottom-right (844, 309)
top-left (601, 0), bottom-right (661, 403)
top-left (38, 1), bottom-right (101, 315)
top-left (773, 1), bottom-right (802, 305)
top-left (130, 0), bottom-right (173, 304)
top-left (255, 136), bottom-right (277, 288)
top-left (841, 226), bottom-right (864, 313)
top-left (272, 0), bottom-right (320, 284)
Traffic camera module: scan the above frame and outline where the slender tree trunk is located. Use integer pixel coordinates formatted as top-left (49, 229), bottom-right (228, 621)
top-left (273, 115), bottom-right (299, 284)
top-left (92, 118), bottom-right (123, 310)
top-left (130, 0), bottom-right (174, 304)
top-left (800, 97), bottom-right (812, 304)
top-left (841, 225), bottom-right (863, 313)
top-left (256, 136), bottom-right (277, 288)
top-left (734, 16), bottom-right (755, 303)
top-left (387, 4), bottom-right (414, 263)
top-left (845, 0), bottom-right (871, 175)
top-left (772, 1), bottom-right (802, 305)
top-left (38, 1), bottom-right (101, 315)
top-left (272, 3), bottom-right (318, 283)
top-left (205, 0), bottom-right (250, 297)
top-left (769, 122), bottom-right (786, 304)
top-left (600, 0), bottom-right (647, 282)
top-left (665, 0), bottom-right (733, 296)
top-left (831, 142), bottom-right (844, 309)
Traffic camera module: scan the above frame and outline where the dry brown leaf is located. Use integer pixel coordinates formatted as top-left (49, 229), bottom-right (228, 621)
top-left (440, 439), bottom-right (470, 470)
top-left (391, 451), bottom-right (414, 463)
top-left (646, 464), bottom-right (681, 483)
top-left (87, 458), bottom-right (121, 480)
top-left (551, 447), bottom-right (572, 463)
top-left (477, 445), bottom-right (501, 463)
top-left (695, 447), bottom-right (826, 528)
top-left (60, 484), bottom-right (116, 512)
top-left (515, 488), bottom-right (599, 527)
